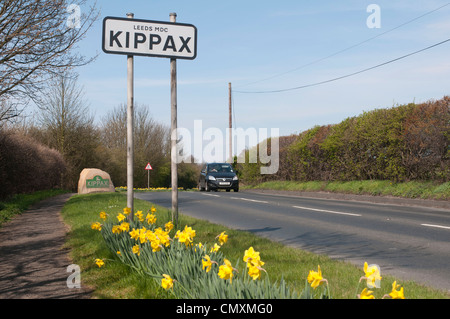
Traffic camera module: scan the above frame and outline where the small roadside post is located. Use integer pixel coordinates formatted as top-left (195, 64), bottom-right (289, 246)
top-left (145, 162), bottom-right (153, 189)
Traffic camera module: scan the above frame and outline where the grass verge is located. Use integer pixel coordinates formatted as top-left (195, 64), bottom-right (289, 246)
top-left (61, 192), bottom-right (449, 299)
top-left (0, 189), bottom-right (70, 229)
top-left (243, 180), bottom-right (450, 200)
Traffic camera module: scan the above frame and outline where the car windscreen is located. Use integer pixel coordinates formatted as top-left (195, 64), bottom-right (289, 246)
top-left (208, 164), bottom-right (234, 173)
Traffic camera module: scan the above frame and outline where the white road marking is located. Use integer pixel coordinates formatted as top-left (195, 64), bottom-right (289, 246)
top-left (292, 205), bottom-right (362, 217)
top-left (231, 197), bottom-right (269, 204)
top-left (202, 193), bottom-right (220, 197)
top-left (421, 223), bottom-right (450, 230)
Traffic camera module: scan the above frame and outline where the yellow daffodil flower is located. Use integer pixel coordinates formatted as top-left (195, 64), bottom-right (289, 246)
top-left (117, 213), bottom-right (126, 222)
top-left (154, 228), bottom-right (171, 247)
top-left (218, 259), bottom-right (235, 283)
top-left (243, 247), bottom-right (265, 268)
top-left (91, 222), bottom-right (102, 231)
top-left (177, 231), bottom-right (192, 246)
top-left (359, 288), bottom-right (375, 299)
top-left (146, 213), bottom-right (156, 225)
top-left (151, 239), bottom-right (162, 252)
top-left (202, 255), bottom-right (213, 272)
top-left (119, 222), bottom-right (130, 232)
top-left (196, 242), bottom-right (204, 251)
top-left (307, 265), bottom-right (327, 289)
top-left (248, 265), bottom-right (262, 280)
top-left (135, 210), bottom-right (144, 222)
top-left (129, 228), bottom-right (139, 240)
top-left (151, 206), bottom-right (157, 213)
top-left (363, 262), bottom-right (382, 288)
top-left (95, 258), bottom-right (105, 268)
top-left (132, 244), bottom-right (140, 256)
top-left (99, 211), bottom-right (107, 220)
top-left (161, 274), bottom-right (173, 290)
top-left (123, 207), bottom-right (131, 215)
top-left (210, 243), bottom-right (221, 253)
top-left (112, 225), bottom-right (121, 234)
top-left (388, 281), bottom-right (405, 299)
top-left (184, 225), bottom-right (196, 239)
top-left (217, 231), bottom-right (228, 245)
top-left (165, 221), bottom-right (174, 232)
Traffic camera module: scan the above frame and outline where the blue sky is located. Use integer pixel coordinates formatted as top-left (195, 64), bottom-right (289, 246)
top-left (72, 0), bottom-right (449, 154)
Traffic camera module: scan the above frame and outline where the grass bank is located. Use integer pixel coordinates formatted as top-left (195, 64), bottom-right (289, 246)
top-left (243, 180), bottom-right (449, 200)
top-left (61, 192), bottom-right (448, 299)
top-left (0, 189), bottom-right (70, 228)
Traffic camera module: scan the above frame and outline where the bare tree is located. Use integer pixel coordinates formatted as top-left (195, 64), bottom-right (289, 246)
top-left (101, 103), bottom-right (170, 187)
top-left (36, 71), bottom-right (101, 189)
top-left (38, 72), bottom-right (93, 155)
top-left (0, 0), bottom-right (99, 122)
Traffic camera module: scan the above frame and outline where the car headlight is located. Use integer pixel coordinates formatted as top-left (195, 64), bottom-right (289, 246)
top-left (208, 175), bottom-right (216, 181)
top-left (233, 176), bottom-right (239, 181)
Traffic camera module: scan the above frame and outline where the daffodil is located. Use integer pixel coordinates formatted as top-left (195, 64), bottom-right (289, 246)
top-left (161, 274), bottom-right (173, 290)
top-left (183, 225), bottom-right (196, 239)
top-left (363, 262), bottom-right (382, 288)
top-left (210, 243), bottom-right (221, 253)
top-left (175, 226), bottom-right (196, 247)
top-left (99, 211), bottom-right (107, 220)
top-left (217, 231), bottom-right (228, 245)
top-left (248, 265), bottom-right (262, 280)
top-left (129, 228), bottom-right (139, 240)
top-left (95, 258), bottom-right (105, 268)
top-left (358, 288), bottom-right (375, 299)
top-left (196, 242), bottom-right (204, 251)
top-left (136, 227), bottom-right (148, 244)
top-left (388, 281), bottom-right (405, 299)
top-left (117, 213), bottom-right (126, 222)
top-left (202, 255), bottom-right (213, 272)
top-left (132, 244), bottom-right (140, 256)
top-left (123, 207), bottom-right (131, 215)
top-left (146, 213), bottom-right (156, 225)
top-left (154, 228), bottom-right (171, 247)
top-left (180, 232), bottom-right (192, 246)
top-left (243, 247), bottom-right (264, 268)
top-left (307, 265), bottom-right (327, 289)
top-left (91, 222), bottom-right (102, 231)
top-left (119, 222), bottom-right (130, 232)
top-left (165, 221), bottom-right (174, 232)
top-left (112, 225), bottom-right (121, 234)
top-left (135, 210), bottom-right (144, 222)
top-left (151, 206), bottom-right (157, 214)
top-left (218, 259), bottom-right (235, 283)
top-left (151, 239), bottom-right (162, 252)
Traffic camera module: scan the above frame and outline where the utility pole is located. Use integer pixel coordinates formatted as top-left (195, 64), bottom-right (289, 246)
top-left (126, 12), bottom-right (134, 220)
top-left (170, 12), bottom-right (178, 225)
top-left (228, 82), bottom-right (232, 163)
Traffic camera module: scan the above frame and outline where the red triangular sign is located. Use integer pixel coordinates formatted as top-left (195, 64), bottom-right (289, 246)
top-left (145, 163), bottom-right (153, 170)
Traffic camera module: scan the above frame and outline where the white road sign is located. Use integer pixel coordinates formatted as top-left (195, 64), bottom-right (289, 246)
top-left (102, 16), bottom-right (197, 60)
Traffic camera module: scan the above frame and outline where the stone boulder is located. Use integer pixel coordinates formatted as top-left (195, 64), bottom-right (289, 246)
top-left (78, 168), bottom-right (115, 194)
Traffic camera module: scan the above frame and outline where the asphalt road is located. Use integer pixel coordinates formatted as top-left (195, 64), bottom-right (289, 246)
top-left (135, 190), bottom-right (450, 293)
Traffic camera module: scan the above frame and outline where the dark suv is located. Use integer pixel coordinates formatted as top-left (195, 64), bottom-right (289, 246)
top-left (198, 163), bottom-right (239, 192)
